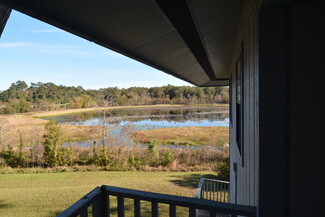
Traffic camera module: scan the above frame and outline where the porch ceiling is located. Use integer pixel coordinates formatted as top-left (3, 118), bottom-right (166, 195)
top-left (0, 0), bottom-right (244, 86)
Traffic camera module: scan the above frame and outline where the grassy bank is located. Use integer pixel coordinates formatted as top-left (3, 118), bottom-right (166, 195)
top-left (0, 113), bottom-right (105, 147)
top-left (0, 171), bottom-right (216, 217)
top-left (133, 126), bottom-right (229, 146)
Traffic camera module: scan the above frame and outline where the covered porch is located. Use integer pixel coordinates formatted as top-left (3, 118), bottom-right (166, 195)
top-left (1, 0), bottom-right (324, 217)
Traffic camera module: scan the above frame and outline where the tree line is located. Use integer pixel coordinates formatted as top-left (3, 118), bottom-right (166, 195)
top-left (0, 81), bottom-right (229, 114)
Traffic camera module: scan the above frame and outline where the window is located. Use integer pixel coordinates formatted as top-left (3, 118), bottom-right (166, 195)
top-left (236, 43), bottom-right (244, 161)
top-left (229, 72), bottom-right (233, 128)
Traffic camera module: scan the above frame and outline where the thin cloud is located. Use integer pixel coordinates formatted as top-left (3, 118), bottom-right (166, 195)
top-left (0, 42), bottom-right (32, 47)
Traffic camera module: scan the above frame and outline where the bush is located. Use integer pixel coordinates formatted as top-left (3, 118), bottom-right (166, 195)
top-left (216, 156), bottom-right (229, 181)
top-left (0, 145), bottom-right (20, 167)
top-left (161, 151), bottom-right (174, 166)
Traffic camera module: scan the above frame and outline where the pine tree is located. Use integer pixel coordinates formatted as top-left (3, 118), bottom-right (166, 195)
top-left (18, 130), bottom-right (25, 166)
top-left (92, 140), bottom-right (97, 164)
top-left (67, 142), bottom-right (74, 166)
top-left (42, 120), bottom-right (63, 167)
top-left (100, 130), bottom-right (109, 166)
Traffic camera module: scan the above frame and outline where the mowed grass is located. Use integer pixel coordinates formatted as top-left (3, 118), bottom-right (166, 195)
top-left (0, 171), bottom-right (216, 217)
top-left (134, 126), bottom-right (229, 146)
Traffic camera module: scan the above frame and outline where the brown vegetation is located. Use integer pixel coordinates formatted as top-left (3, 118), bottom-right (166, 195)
top-left (133, 126), bottom-right (229, 146)
top-left (0, 109), bottom-right (106, 148)
top-left (0, 104), bottom-right (227, 147)
top-left (31, 104), bottom-right (184, 117)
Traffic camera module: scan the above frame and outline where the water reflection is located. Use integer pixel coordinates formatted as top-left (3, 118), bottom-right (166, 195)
top-left (43, 105), bottom-right (229, 127)
top-left (41, 105), bottom-right (229, 147)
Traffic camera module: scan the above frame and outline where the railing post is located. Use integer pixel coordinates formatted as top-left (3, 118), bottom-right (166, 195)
top-left (92, 191), bottom-right (109, 217)
top-left (151, 201), bottom-right (158, 217)
top-left (103, 193), bottom-right (109, 217)
top-left (117, 196), bottom-right (124, 217)
top-left (92, 198), bottom-right (101, 217)
top-left (106, 195), bottom-right (110, 217)
top-left (80, 208), bottom-right (88, 217)
top-left (213, 181), bottom-right (216, 201)
top-left (217, 182), bottom-right (220, 202)
top-left (189, 207), bottom-right (196, 217)
top-left (169, 204), bottom-right (176, 217)
top-left (134, 198), bottom-right (141, 217)
top-left (221, 184), bottom-right (223, 202)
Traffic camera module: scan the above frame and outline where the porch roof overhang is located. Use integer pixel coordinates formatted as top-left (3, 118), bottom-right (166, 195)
top-left (0, 0), bottom-right (244, 86)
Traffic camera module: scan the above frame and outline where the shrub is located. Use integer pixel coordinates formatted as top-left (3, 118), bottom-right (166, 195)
top-left (216, 156), bottom-right (229, 181)
top-left (0, 144), bottom-right (20, 167)
top-left (42, 120), bottom-right (63, 167)
top-left (161, 151), bottom-right (174, 166)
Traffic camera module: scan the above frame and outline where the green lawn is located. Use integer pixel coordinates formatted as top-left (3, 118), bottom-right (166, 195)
top-left (0, 171), bottom-right (217, 217)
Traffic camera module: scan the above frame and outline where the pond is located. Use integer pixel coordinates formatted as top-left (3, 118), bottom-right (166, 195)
top-left (41, 105), bottom-right (229, 147)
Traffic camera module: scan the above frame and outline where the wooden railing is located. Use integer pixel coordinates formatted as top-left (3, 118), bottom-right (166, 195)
top-left (194, 178), bottom-right (229, 203)
top-left (57, 185), bottom-right (256, 217)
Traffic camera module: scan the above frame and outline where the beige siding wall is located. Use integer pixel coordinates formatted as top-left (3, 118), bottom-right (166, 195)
top-left (229, 3), bottom-right (259, 207)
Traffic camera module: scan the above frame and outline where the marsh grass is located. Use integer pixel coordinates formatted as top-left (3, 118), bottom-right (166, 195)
top-left (1, 107), bottom-right (229, 171)
top-left (0, 144), bottom-right (228, 172)
top-left (133, 126), bottom-right (229, 146)
top-left (0, 104), bottom-right (227, 148)
top-left (0, 113), bottom-right (104, 148)
top-left (1, 105), bottom-right (183, 147)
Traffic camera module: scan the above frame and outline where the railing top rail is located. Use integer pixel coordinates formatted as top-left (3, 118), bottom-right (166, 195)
top-left (194, 178), bottom-right (229, 198)
top-left (102, 185), bottom-right (256, 216)
top-left (57, 187), bottom-right (102, 217)
top-left (199, 178), bottom-right (230, 184)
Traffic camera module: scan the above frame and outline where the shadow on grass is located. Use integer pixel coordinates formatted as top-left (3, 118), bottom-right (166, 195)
top-left (169, 173), bottom-right (218, 189)
top-left (48, 201), bottom-right (136, 217)
top-left (0, 199), bottom-right (14, 209)
top-left (110, 202), bottom-right (133, 214)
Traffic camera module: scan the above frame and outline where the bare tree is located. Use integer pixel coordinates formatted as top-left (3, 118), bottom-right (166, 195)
top-left (0, 119), bottom-right (8, 151)
top-left (29, 130), bottom-right (44, 167)
top-left (102, 95), bottom-right (116, 125)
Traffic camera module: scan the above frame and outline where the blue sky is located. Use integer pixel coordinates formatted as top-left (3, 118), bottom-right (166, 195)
top-left (0, 10), bottom-right (190, 91)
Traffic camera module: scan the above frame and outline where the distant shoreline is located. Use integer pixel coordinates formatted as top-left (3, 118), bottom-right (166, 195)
top-left (31, 103), bottom-right (228, 118)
